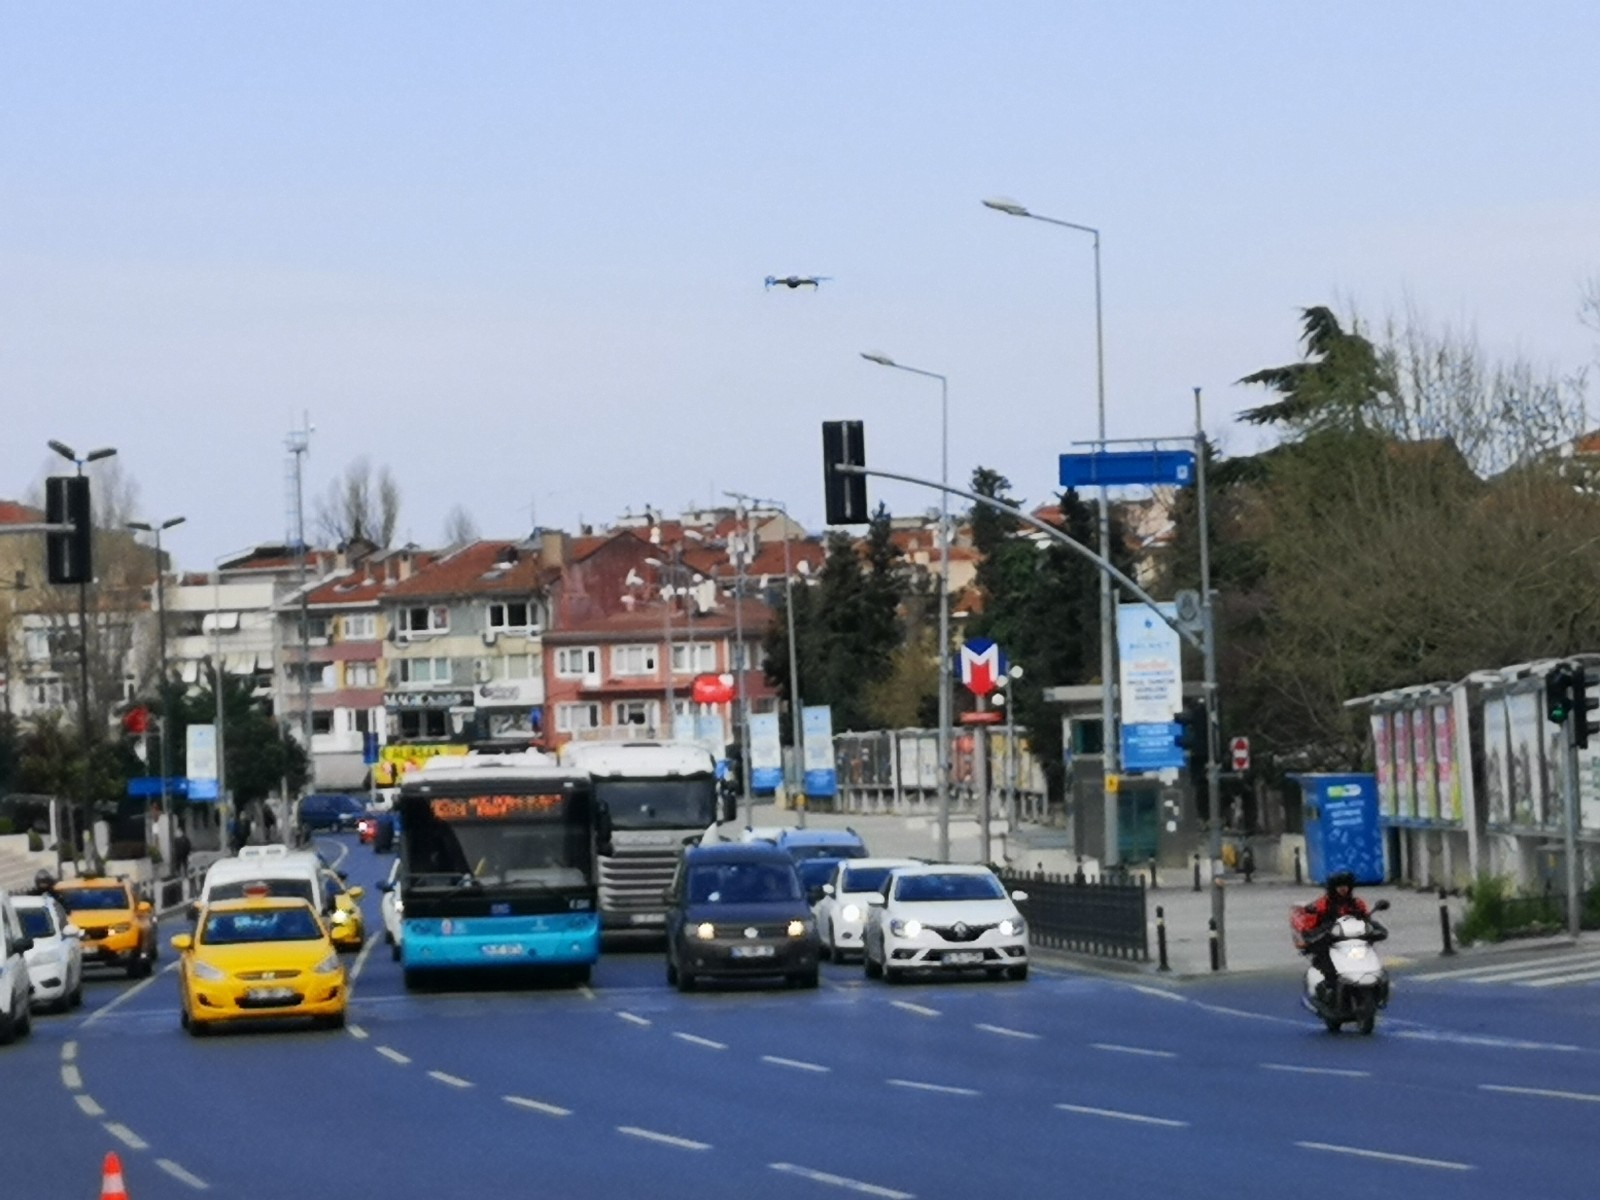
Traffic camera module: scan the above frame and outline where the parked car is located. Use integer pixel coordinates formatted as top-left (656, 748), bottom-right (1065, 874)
top-left (296, 793), bottom-right (369, 833)
top-left (53, 877), bottom-right (158, 979)
top-left (811, 857), bottom-right (919, 962)
top-left (0, 889), bottom-right (35, 1044)
top-left (664, 842), bottom-right (819, 991)
top-left (862, 864), bottom-right (1029, 983)
top-left (14, 895), bottom-right (83, 1011)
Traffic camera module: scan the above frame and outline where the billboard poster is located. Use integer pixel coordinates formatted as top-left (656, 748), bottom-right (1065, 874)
top-left (1581, 742), bottom-right (1600, 833)
top-left (1371, 711), bottom-right (1395, 819)
top-left (1412, 702), bottom-right (1437, 820)
top-left (186, 724), bottom-right (218, 802)
top-left (1482, 695), bottom-right (1510, 825)
top-left (748, 713), bottom-right (784, 794)
top-left (1506, 690), bottom-right (1543, 826)
top-left (374, 742), bottom-right (468, 786)
top-left (1116, 603), bottom-right (1181, 725)
top-left (1541, 707), bottom-right (1566, 830)
top-left (802, 706), bottom-right (837, 798)
top-left (1393, 710), bottom-right (1416, 818)
top-left (1432, 703), bottom-right (1461, 824)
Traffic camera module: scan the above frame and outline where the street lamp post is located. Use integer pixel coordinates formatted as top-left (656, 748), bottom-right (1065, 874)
top-left (128, 517), bottom-right (185, 827)
top-left (982, 197), bottom-right (1119, 865)
top-left (644, 551), bottom-right (681, 739)
top-left (860, 352), bottom-right (952, 862)
top-left (48, 439), bottom-right (117, 869)
top-left (730, 506), bottom-right (754, 826)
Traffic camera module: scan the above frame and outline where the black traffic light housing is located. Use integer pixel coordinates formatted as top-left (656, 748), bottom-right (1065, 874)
top-left (45, 475), bottom-right (92, 586)
top-left (1544, 661), bottom-right (1599, 749)
top-left (821, 420), bottom-right (869, 525)
top-left (1173, 698), bottom-right (1210, 775)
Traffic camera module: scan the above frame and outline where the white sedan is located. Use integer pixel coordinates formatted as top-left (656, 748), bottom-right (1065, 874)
top-left (813, 858), bottom-right (918, 962)
top-left (15, 896), bottom-right (84, 1012)
top-left (862, 864), bottom-right (1029, 983)
top-left (377, 860), bottom-right (403, 961)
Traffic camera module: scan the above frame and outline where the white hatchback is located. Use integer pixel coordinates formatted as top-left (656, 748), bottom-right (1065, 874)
top-left (862, 864), bottom-right (1029, 982)
top-left (377, 859), bottom-right (403, 961)
top-left (813, 858), bottom-right (918, 962)
top-left (15, 896), bottom-right (83, 1012)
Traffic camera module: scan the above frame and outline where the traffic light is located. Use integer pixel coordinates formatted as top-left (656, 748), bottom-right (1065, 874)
top-left (821, 420), bottom-right (869, 525)
top-left (45, 475), bottom-right (92, 586)
top-left (1173, 699), bottom-right (1209, 776)
top-left (1575, 669), bottom-right (1600, 750)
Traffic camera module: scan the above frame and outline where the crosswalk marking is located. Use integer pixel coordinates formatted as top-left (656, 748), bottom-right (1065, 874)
top-left (1407, 951), bottom-right (1600, 988)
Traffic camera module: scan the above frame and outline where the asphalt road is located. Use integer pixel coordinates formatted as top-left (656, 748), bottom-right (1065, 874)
top-left (6, 835), bottom-right (1598, 1200)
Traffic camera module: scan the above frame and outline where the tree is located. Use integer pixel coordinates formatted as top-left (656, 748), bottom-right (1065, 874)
top-left (442, 504), bottom-right (481, 545)
top-left (314, 458), bottom-right (401, 548)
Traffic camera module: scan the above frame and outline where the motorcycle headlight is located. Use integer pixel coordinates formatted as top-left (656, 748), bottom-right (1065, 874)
top-left (841, 904), bottom-right (862, 923)
top-left (330, 910), bottom-right (350, 924)
top-left (998, 917), bottom-right (1026, 937)
top-left (190, 960), bottom-right (226, 983)
top-left (787, 918), bottom-right (812, 938)
top-left (889, 918), bottom-right (923, 939)
top-left (1346, 945), bottom-right (1370, 960)
top-left (695, 922), bottom-right (717, 940)
top-left (313, 954), bottom-right (342, 975)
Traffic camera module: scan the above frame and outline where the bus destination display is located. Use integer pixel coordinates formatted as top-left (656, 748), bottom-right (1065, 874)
top-left (429, 794), bottom-right (563, 821)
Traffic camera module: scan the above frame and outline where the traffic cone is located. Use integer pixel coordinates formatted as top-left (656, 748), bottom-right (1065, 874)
top-left (99, 1151), bottom-right (129, 1200)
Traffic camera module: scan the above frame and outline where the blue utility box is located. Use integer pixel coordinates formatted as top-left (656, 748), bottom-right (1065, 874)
top-left (1293, 773), bottom-right (1385, 885)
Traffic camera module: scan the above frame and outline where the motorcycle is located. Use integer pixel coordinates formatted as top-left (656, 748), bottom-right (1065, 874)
top-left (1299, 899), bottom-right (1390, 1035)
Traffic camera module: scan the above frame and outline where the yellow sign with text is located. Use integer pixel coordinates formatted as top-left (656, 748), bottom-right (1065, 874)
top-left (373, 743), bottom-right (468, 787)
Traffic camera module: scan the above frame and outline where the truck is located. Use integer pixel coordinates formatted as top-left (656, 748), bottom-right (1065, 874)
top-left (559, 741), bottom-right (732, 936)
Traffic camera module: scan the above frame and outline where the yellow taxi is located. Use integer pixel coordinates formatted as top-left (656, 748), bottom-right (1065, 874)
top-left (54, 877), bottom-right (157, 979)
top-left (170, 894), bottom-right (347, 1035)
top-left (319, 869), bottom-right (366, 952)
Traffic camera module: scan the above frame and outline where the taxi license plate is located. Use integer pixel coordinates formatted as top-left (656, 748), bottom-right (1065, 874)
top-left (482, 944), bottom-right (526, 958)
top-left (247, 987), bottom-right (295, 1001)
top-left (731, 945), bottom-right (775, 959)
top-left (944, 951), bottom-right (984, 966)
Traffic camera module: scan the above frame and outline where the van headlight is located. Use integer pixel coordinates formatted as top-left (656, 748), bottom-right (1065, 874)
top-left (190, 960), bottom-right (227, 982)
top-left (695, 922), bottom-right (717, 940)
top-left (889, 918), bottom-right (923, 939)
top-left (998, 917), bottom-right (1026, 937)
top-left (841, 904), bottom-right (862, 922)
top-left (787, 919), bottom-right (812, 938)
top-left (313, 954), bottom-right (342, 975)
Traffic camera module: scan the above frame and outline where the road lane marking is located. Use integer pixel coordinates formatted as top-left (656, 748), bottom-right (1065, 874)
top-left (347, 1024), bottom-right (369, 1040)
top-left (1394, 1030), bottom-right (1581, 1052)
top-left (104, 1122), bottom-right (149, 1150)
top-left (578, 984), bottom-right (597, 1001)
top-left (61, 1040), bottom-right (77, 1062)
top-left (1092, 1043), bottom-right (1177, 1059)
top-left (1463, 959), bottom-right (1600, 984)
top-left (376, 1045), bottom-right (412, 1065)
top-left (762, 1055), bottom-right (831, 1073)
top-left (769, 1163), bottom-right (914, 1198)
top-left (976, 1023), bottom-right (1041, 1040)
top-left (348, 932), bottom-right (379, 991)
top-left (1261, 1063), bottom-right (1371, 1078)
top-left (617, 1126), bottom-right (712, 1151)
top-left (82, 960), bottom-right (179, 1026)
top-left (1296, 1141), bottom-right (1473, 1171)
top-left (505, 1094), bottom-right (572, 1117)
top-left (61, 1064), bottom-right (82, 1089)
top-left (1522, 968), bottom-right (1600, 988)
top-left (428, 1070), bottom-right (473, 1089)
top-left (316, 837), bottom-right (351, 871)
top-left (1131, 984), bottom-right (1187, 1002)
top-left (674, 1032), bottom-right (728, 1050)
top-left (1408, 950), bottom-right (1600, 981)
top-left (888, 1079), bottom-right (981, 1096)
top-left (1055, 1103), bottom-right (1187, 1128)
top-left (1193, 1002), bottom-right (1300, 1026)
top-left (75, 1094), bottom-right (105, 1117)
top-left (617, 1011), bottom-right (652, 1027)
top-left (1480, 1083), bottom-right (1600, 1103)
top-left (889, 1000), bottom-right (940, 1017)
top-left (157, 1160), bottom-right (210, 1190)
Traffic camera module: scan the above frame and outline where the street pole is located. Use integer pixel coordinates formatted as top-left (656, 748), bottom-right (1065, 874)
top-left (288, 417), bottom-right (314, 822)
top-left (1195, 387), bottom-right (1225, 968)
top-left (1563, 704), bottom-right (1582, 942)
top-left (213, 567), bottom-right (230, 844)
top-left (129, 516), bottom-right (185, 850)
top-left (731, 507), bottom-right (754, 826)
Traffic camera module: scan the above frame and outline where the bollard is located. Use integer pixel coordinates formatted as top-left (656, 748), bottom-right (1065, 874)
top-left (1192, 853), bottom-right (1202, 893)
top-left (1156, 906), bottom-right (1170, 972)
top-left (1293, 845), bottom-right (1303, 885)
top-left (1149, 856), bottom-right (1159, 890)
top-left (1438, 886), bottom-right (1455, 957)
top-left (1240, 844), bottom-right (1255, 884)
top-left (1075, 855), bottom-right (1086, 885)
top-left (1208, 916), bottom-right (1220, 972)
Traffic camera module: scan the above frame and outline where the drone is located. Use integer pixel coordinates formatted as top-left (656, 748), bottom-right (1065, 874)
top-left (764, 275), bottom-right (832, 290)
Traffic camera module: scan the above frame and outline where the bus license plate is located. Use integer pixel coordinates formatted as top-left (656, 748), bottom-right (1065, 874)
top-left (482, 944), bottom-right (526, 958)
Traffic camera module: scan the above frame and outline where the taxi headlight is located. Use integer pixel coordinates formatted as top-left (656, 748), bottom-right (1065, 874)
top-left (313, 954), bottom-right (342, 975)
top-left (109, 923), bottom-right (133, 935)
top-left (841, 904), bottom-right (862, 923)
top-left (889, 918), bottom-right (923, 939)
top-left (190, 960), bottom-right (226, 983)
top-left (998, 917), bottom-right (1026, 937)
top-left (787, 918), bottom-right (812, 938)
top-left (695, 922), bottom-right (717, 940)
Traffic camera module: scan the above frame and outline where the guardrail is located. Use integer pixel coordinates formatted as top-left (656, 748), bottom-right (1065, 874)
top-left (154, 866), bottom-right (207, 917)
top-left (999, 870), bottom-right (1149, 961)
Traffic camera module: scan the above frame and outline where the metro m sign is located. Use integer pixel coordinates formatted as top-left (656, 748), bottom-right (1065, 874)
top-left (958, 638), bottom-right (1006, 698)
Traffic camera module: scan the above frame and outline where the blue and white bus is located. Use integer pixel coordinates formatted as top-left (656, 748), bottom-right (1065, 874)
top-left (396, 752), bottom-right (607, 988)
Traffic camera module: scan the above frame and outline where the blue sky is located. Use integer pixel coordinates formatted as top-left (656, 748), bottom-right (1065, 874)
top-left (4, 4), bottom-right (1597, 564)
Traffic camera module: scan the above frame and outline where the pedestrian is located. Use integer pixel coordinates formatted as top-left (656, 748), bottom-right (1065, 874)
top-left (173, 828), bottom-right (192, 876)
top-left (262, 803), bottom-right (278, 841)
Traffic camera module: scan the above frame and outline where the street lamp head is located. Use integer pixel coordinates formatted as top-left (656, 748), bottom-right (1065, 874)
top-left (86, 447), bottom-right (118, 463)
top-left (860, 351), bottom-right (898, 367)
top-left (982, 196), bottom-right (1030, 217)
top-left (126, 521), bottom-right (153, 533)
top-left (1008, 664), bottom-right (1025, 680)
top-left (162, 516), bottom-right (187, 531)
top-left (47, 439), bottom-right (77, 463)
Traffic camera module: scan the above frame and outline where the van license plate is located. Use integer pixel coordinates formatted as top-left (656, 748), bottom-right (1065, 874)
top-left (731, 945), bottom-right (775, 958)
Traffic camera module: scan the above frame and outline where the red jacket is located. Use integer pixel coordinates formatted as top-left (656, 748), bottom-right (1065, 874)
top-left (1305, 893), bottom-right (1369, 924)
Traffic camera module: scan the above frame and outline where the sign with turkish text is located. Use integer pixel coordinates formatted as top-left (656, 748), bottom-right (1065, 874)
top-left (801, 706), bottom-right (837, 797)
top-left (1117, 603), bottom-right (1183, 771)
top-left (748, 713), bottom-right (784, 793)
top-left (186, 724), bottom-right (218, 802)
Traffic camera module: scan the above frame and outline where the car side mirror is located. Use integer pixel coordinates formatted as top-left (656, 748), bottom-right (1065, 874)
top-left (347, 886), bottom-right (365, 901)
top-left (1010, 890), bottom-right (1030, 903)
top-left (63, 923), bottom-right (82, 939)
top-left (866, 895), bottom-right (885, 907)
top-left (822, 883), bottom-right (835, 897)
top-left (806, 886), bottom-right (826, 905)
top-left (1372, 899), bottom-right (1391, 912)
top-left (376, 880), bottom-right (393, 893)
top-left (137, 901), bottom-right (153, 915)
top-left (12, 935), bottom-right (33, 955)
top-left (169, 933), bottom-right (193, 952)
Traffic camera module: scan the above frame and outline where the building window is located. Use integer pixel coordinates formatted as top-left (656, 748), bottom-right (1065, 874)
top-left (342, 613), bottom-right (376, 640)
top-left (486, 601), bottom-right (540, 633)
top-left (555, 702), bottom-right (602, 733)
top-left (669, 642), bottom-right (717, 674)
top-left (555, 647), bottom-right (599, 679)
top-left (481, 654), bottom-right (533, 681)
top-left (613, 699), bottom-right (657, 728)
top-left (284, 662), bottom-right (335, 690)
top-left (296, 616), bottom-right (330, 643)
top-left (611, 644), bottom-right (658, 677)
top-left (311, 711), bottom-right (334, 735)
top-left (345, 661), bottom-right (379, 688)
top-left (730, 641), bottom-right (754, 671)
top-left (28, 678), bottom-right (64, 709)
top-left (397, 657), bottom-right (453, 686)
top-left (398, 710), bottom-right (449, 739)
top-left (398, 605), bottom-right (450, 635)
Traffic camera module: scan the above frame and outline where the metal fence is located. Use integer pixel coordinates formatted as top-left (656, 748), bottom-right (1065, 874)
top-left (999, 870), bottom-right (1148, 961)
top-left (832, 728), bottom-right (1049, 821)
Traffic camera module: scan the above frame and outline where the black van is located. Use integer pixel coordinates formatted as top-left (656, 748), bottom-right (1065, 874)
top-left (664, 842), bottom-right (819, 992)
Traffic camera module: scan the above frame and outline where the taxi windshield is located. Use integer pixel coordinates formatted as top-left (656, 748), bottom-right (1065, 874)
top-left (201, 907), bottom-right (324, 945)
top-left (59, 887), bottom-right (129, 911)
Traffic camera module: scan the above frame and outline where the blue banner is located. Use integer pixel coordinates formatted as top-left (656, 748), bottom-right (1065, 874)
top-left (748, 713), bottom-right (784, 794)
top-left (801, 706), bottom-right (837, 798)
top-left (127, 777), bottom-right (191, 799)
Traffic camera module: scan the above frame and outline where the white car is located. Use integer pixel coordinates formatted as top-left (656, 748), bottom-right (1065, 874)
top-left (862, 864), bottom-right (1030, 983)
top-left (0, 890), bottom-right (35, 1043)
top-left (377, 860), bottom-right (403, 961)
top-left (813, 857), bottom-right (918, 962)
top-left (15, 896), bottom-right (83, 1012)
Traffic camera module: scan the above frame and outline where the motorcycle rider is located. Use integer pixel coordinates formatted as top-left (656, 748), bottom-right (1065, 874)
top-left (1300, 871), bottom-right (1383, 999)
top-left (29, 869), bottom-right (59, 898)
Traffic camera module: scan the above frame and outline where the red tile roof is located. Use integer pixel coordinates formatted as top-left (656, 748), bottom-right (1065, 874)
top-left (0, 500), bottom-right (44, 525)
top-left (386, 541), bottom-right (557, 600)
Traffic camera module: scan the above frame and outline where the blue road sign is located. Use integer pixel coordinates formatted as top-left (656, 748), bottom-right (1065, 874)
top-left (127, 777), bottom-right (190, 799)
top-left (1060, 449), bottom-right (1196, 489)
top-left (1122, 722), bottom-right (1184, 772)
top-left (362, 731), bottom-right (380, 765)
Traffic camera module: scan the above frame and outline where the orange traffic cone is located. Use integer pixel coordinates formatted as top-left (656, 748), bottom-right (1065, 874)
top-left (100, 1151), bottom-right (129, 1200)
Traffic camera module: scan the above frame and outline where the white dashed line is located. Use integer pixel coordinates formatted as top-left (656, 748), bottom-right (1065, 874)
top-left (579, 984), bottom-right (597, 1001)
top-left (157, 1159), bottom-right (210, 1190)
top-left (889, 1000), bottom-right (940, 1018)
top-left (504, 1094), bottom-right (572, 1117)
top-left (674, 1032), bottom-right (728, 1050)
top-left (104, 1122), bottom-right (150, 1150)
top-left (1193, 1002), bottom-right (1301, 1026)
top-left (1130, 984), bottom-right (1187, 1002)
top-left (1296, 1142), bottom-right (1473, 1171)
top-left (376, 1045), bottom-right (411, 1065)
top-left (617, 1126), bottom-right (712, 1151)
top-left (769, 1162), bottom-right (914, 1198)
top-left (61, 1040), bottom-right (77, 1062)
top-left (61, 1064), bottom-right (83, 1089)
top-left (347, 1024), bottom-right (369, 1040)
top-left (1055, 1103), bottom-right (1188, 1128)
top-left (75, 1094), bottom-right (105, 1117)
top-left (762, 1055), bottom-right (831, 1073)
top-left (82, 960), bottom-right (179, 1026)
top-left (1092, 1043), bottom-right (1177, 1059)
top-left (1262, 1063), bottom-right (1371, 1079)
top-left (428, 1070), bottom-right (473, 1089)
top-left (975, 1023), bottom-right (1041, 1040)
top-left (617, 1011), bottom-right (652, 1027)
top-left (1479, 1083), bottom-right (1600, 1104)
top-left (887, 1079), bottom-right (981, 1097)
top-left (1394, 1030), bottom-right (1581, 1052)
top-left (348, 933), bottom-right (379, 991)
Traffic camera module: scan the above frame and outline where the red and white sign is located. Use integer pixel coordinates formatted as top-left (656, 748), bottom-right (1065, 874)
top-left (690, 673), bottom-right (736, 705)
top-left (1230, 736), bottom-right (1250, 772)
top-left (958, 639), bottom-right (1005, 698)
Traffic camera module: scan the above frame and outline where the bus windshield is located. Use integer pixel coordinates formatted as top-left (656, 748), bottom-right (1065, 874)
top-left (402, 791), bottom-right (594, 891)
top-left (594, 777), bottom-right (717, 830)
